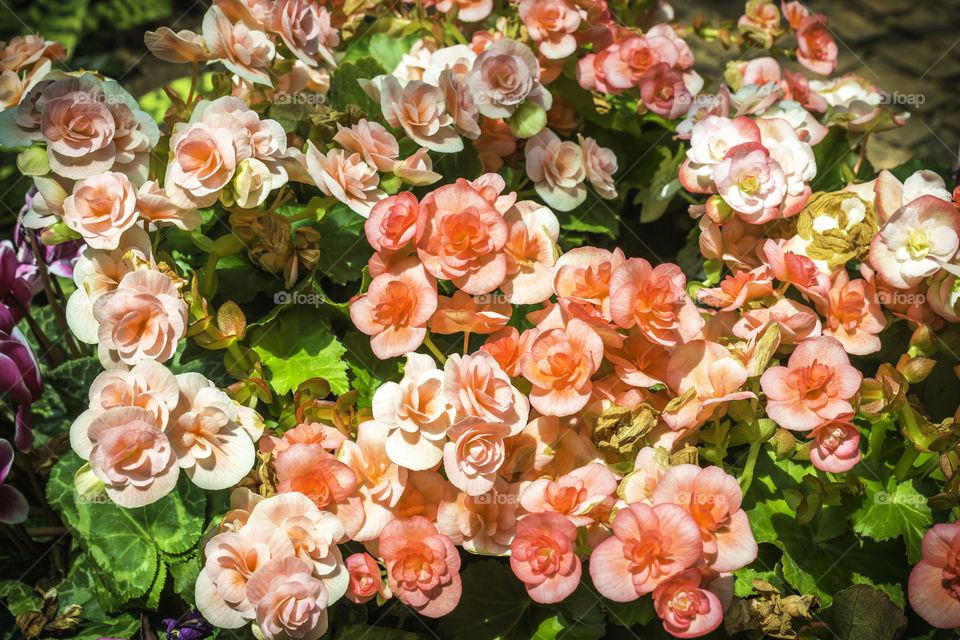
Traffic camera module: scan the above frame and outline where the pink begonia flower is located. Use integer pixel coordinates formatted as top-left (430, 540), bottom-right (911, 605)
top-left (653, 465), bottom-right (757, 572)
top-left (590, 502), bottom-right (703, 600)
top-left (697, 216), bottom-right (764, 272)
top-left (333, 119), bottom-right (399, 173)
top-left (553, 247), bottom-right (626, 321)
top-left (195, 521), bottom-right (295, 628)
top-left (380, 75), bottom-right (462, 153)
top-left (760, 336), bottom-right (862, 431)
top-left (756, 101), bottom-right (829, 146)
top-left (271, 0), bottom-right (338, 67)
top-left (816, 270), bottom-right (885, 355)
top-left (696, 266), bottom-right (774, 312)
top-left (444, 351), bottom-right (528, 433)
top-left (394, 469), bottom-right (445, 522)
top-left (847, 169), bottom-right (953, 223)
top-left (81, 406), bottom-right (179, 507)
top-left (480, 326), bottom-right (538, 377)
top-left (521, 318), bottom-right (604, 416)
top-left (246, 556), bottom-right (329, 640)
top-left (373, 352), bottom-right (452, 471)
top-left (518, 0), bottom-right (581, 59)
top-left (339, 421), bottom-right (408, 542)
top-left (510, 512), bottom-right (581, 603)
top-left (619, 446), bottom-right (670, 504)
top-left (466, 173), bottom-right (517, 213)
top-left (395, 148), bottom-right (442, 186)
top-left (421, 45), bottom-right (476, 85)
top-left (438, 69), bottom-right (481, 140)
top-left (662, 340), bottom-right (756, 432)
top-left (638, 62), bottom-right (690, 120)
top-left (429, 290), bottom-right (511, 335)
top-left (349, 258), bottom-right (437, 359)
top-left (379, 516), bottom-right (462, 617)
top-left (92, 269), bottom-right (187, 368)
top-left (781, 69), bottom-right (829, 113)
top-left (519, 462), bottom-right (617, 526)
top-left (144, 26), bottom-right (209, 64)
top-left (501, 200), bottom-right (559, 304)
top-left (762, 239), bottom-right (830, 300)
top-left (733, 298), bottom-right (822, 347)
top-left (909, 521), bottom-right (960, 628)
top-left (135, 181), bottom-right (202, 230)
top-left (416, 180), bottom-right (508, 294)
top-left (443, 418), bottom-right (511, 496)
top-left (436, 479), bottom-right (518, 554)
top-left (70, 360), bottom-right (179, 456)
top-left (609, 258), bottom-right (704, 346)
top-left (217, 487), bottom-right (263, 534)
top-left (365, 192), bottom-right (418, 255)
top-left (345, 553), bottom-right (390, 604)
top-left (390, 38), bottom-right (435, 82)
top-left (259, 421), bottom-right (347, 456)
top-left (795, 14), bottom-right (837, 76)
top-left (434, 0), bottom-right (492, 21)
top-left (474, 117), bottom-right (517, 172)
top-left (781, 0), bottom-right (809, 29)
top-left (61, 171), bottom-right (138, 250)
top-left (247, 492), bottom-right (348, 602)
top-left (0, 34), bottom-right (66, 70)
top-left (807, 416), bottom-right (861, 473)
top-left (202, 5), bottom-right (275, 85)
top-left (274, 443), bottom-right (364, 540)
top-left (305, 144), bottom-right (385, 217)
top-left (579, 135), bottom-right (618, 200)
top-left (465, 38), bottom-right (552, 119)
top-left (679, 116), bottom-right (762, 194)
top-left (605, 328), bottom-right (671, 388)
top-left (755, 117), bottom-right (816, 217)
top-left (653, 568), bottom-right (725, 638)
top-left (869, 195), bottom-right (960, 289)
top-left (712, 142), bottom-right (786, 223)
top-left (525, 127), bottom-right (587, 211)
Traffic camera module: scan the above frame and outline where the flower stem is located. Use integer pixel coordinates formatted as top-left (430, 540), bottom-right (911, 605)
top-left (739, 440), bottom-right (762, 493)
top-left (26, 232), bottom-right (84, 359)
top-left (423, 333), bottom-right (446, 365)
top-left (894, 446), bottom-right (921, 482)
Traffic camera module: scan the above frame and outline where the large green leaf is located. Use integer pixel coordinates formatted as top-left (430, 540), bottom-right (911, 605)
top-left (851, 477), bottom-right (932, 564)
top-left (313, 202), bottom-right (372, 285)
top-left (820, 584), bottom-right (907, 640)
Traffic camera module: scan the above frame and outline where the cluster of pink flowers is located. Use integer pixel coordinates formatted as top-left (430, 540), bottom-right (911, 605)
top-left (0, 35), bottom-right (66, 110)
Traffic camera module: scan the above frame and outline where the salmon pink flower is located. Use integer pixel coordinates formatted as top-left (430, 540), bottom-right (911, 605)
top-left (379, 516), bottom-right (462, 617)
top-left (521, 318), bottom-right (604, 416)
top-left (466, 38), bottom-right (551, 119)
top-left (416, 180), bottom-right (508, 295)
top-left (144, 27), bottom-right (209, 64)
top-left (619, 447), bottom-right (670, 504)
top-left (696, 266), bottom-right (773, 311)
top-left (510, 512), bottom-right (581, 603)
top-left (394, 469), bottom-right (445, 522)
top-left (609, 258), bottom-right (704, 346)
top-left (579, 135), bottom-right (618, 200)
top-left (795, 14), bottom-right (837, 76)
top-left (639, 63), bottom-right (690, 120)
top-left (395, 148), bottom-right (442, 186)
top-left (333, 119), bottom-right (399, 173)
top-left (349, 258), bottom-right (437, 359)
top-left (434, 0), bottom-right (492, 22)
top-left (501, 200), bottom-right (560, 304)
top-left (444, 418), bottom-right (511, 496)
top-left (606, 328), bottom-right (671, 388)
top-left (365, 193), bottom-right (419, 255)
top-left (305, 144), bottom-right (385, 217)
top-left (246, 556), bottom-right (329, 640)
top-left (525, 127), bottom-right (586, 211)
top-left (436, 480), bottom-right (518, 554)
top-left (760, 336), bottom-right (862, 431)
top-left (807, 416), bottom-right (860, 473)
top-left (62, 171), bottom-right (138, 250)
top-left (259, 422), bottom-right (347, 456)
top-left (908, 521), bottom-right (960, 629)
top-left (680, 116), bottom-right (762, 194)
top-left (590, 502), bottom-right (703, 600)
top-left (653, 568), bottom-right (724, 638)
top-left (733, 298), bottom-right (821, 347)
top-left (817, 270), bottom-right (885, 355)
top-left (345, 553), bottom-right (389, 604)
top-left (438, 69), bottom-right (481, 140)
top-left (652, 465), bottom-right (757, 572)
top-left (271, 0), bottom-right (338, 67)
top-left (339, 421), bottom-right (408, 541)
top-left (428, 290), bottom-right (511, 335)
top-left (474, 117), bottom-right (517, 172)
top-left (135, 181), bottom-right (202, 230)
top-left (519, 462), bottom-right (617, 526)
top-left (763, 239), bottom-right (829, 300)
top-left (444, 351), bottom-right (528, 433)
top-left (553, 247), bottom-right (626, 321)
top-left (202, 5), bottom-right (274, 85)
top-left (480, 326), bottom-right (538, 377)
top-left (381, 75), bottom-right (462, 153)
top-left (372, 352), bottom-right (452, 471)
top-left (518, 0), bottom-right (581, 59)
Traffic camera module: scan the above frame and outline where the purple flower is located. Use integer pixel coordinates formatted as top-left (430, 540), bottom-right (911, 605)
top-left (0, 310), bottom-right (42, 452)
top-left (0, 241), bottom-right (32, 323)
top-left (14, 188), bottom-right (83, 297)
top-left (0, 439), bottom-right (28, 525)
top-left (162, 611), bottom-right (213, 640)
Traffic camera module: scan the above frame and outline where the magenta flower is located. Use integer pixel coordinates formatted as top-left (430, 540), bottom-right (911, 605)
top-left (0, 438), bottom-right (28, 524)
top-left (0, 309), bottom-right (42, 451)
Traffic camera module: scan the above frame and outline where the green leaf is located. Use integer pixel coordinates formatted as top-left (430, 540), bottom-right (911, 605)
top-left (603, 596), bottom-right (655, 628)
top-left (341, 32), bottom-right (421, 70)
top-left (531, 616), bottom-right (565, 640)
top-left (438, 560), bottom-right (530, 640)
top-left (633, 145), bottom-right (685, 223)
top-left (169, 553), bottom-right (202, 606)
top-left (0, 580), bottom-right (41, 616)
top-left (70, 614), bottom-right (141, 640)
top-left (145, 564), bottom-right (167, 611)
top-left (342, 331), bottom-right (402, 408)
top-left (852, 477), bottom-right (932, 563)
top-left (313, 202), bottom-right (371, 285)
top-left (553, 582), bottom-right (606, 640)
top-left (433, 142), bottom-right (484, 184)
top-left (820, 584), bottom-right (906, 640)
top-left (327, 56), bottom-right (386, 115)
top-left (58, 552), bottom-right (111, 622)
top-left (250, 305), bottom-right (350, 395)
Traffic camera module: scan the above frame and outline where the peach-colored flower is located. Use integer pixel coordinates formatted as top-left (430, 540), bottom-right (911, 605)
top-left (373, 352), bottom-right (452, 471)
top-left (391, 39), bottom-right (435, 82)
top-left (763, 239), bottom-right (829, 300)
top-left (909, 521), bottom-right (960, 629)
top-left (428, 290), bottom-right (512, 335)
top-left (379, 516), bottom-right (462, 617)
top-left (711, 142), bottom-right (786, 223)
top-left (444, 351), bottom-right (528, 433)
top-left (807, 416), bottom-right (860, 473)
top-left (696, 266), bottom-right (774, 311)
top-left (421, 45), bottom-right (476, 85)
top-left (609, 258), bottom-right (704, 346)
top-left (760, 336), bottom-right (862, 431)
top-left (443, 418), bottom-right (511, 496)
top-left (92, 269), bottom-right (187, 367)
top-left (259, 422), bottom-right (346, 456)
top-left (781, 0), bottom-right (809, 29)
top-left (579, 135), bottom-right (618, 200)
top-left (525, 127), bottom-right (586, 211)
top-left (395, 148), bottom-right (442, 186)
top-left (652, 465), bottom-right (757, 572)
top-left (218, 487), bottom-right (263, 534)
top-left (518, 0), bottom-right (581, 59)
top-left (796, 14), bottom-right (837, 76)
top-left (62, 171), bottom-right (138, 250)
top-left (733, 298), bottom-right (821, 347)
top-left (553, 246), bottom-right (625, 321)
top-left (605, 328), bottom-right (670, 388)
top-left (697, 216), bottom-right (764, 272)
top-left (653, 568), bottom-right (725, 638)
top-left (501, 200), bottom-right (559, 304)
top-left (334, 119), bottom-right (399, 173)
top-left (521, 318), bottom-right (604, 416)
top-left (271, 0), bottom-right (338, 67)
top-left (338, 421), bottom-right (408, 541)
top-left (247, 556), bottom-right (329, 640)
top-left (816, 270), bottom-right (885, 355)
top-left (434, 0), bottom-right (492, 21)
top-left (502, 414), bottom-right (599, 481)
top-left (679, 116), bottom-right (762, 194)
top-left (466, 38), bottom-right (552, 118)
top-left (510, 512), bottom-right (581, 603)
top-left (135, 181), bottom-right (202, 230)
top-left (345, 553), bottom-right (390, 604)
top-left (274, 443), bottom-right (364, 540)
top-left (0, 35), bottom-right (66, 71)
top-left (416, 180), bottom-right (508, 294)
top-left (203, 5), bottom-right (275, 85)
top-left (519, 462), bottom-right (617, 526)
top-left (349, 258), bottom-right (437, 359)
top-left (474, 117), bottom-right (517, 172)
top-left (394, 470), bottom-right (446, 522)
top-left (436, 479), bottom-right (518, 554)
top-left (480, 326), bottom-right (538, 377)
top-left (591, 502), bottom-right (703, 600)
top-left (305, 144), bottom-right (385, 217)
top-left (144, 27), bottom-right (209, 63)
top-left (638, 63), bottom-right (690, 120)
top-left (438, 69), bottom-right (481, 140)
top-left (618, 446), bottom-right (670, 504)
top-left (82, 406), bottom-right (179, 507)
top-left (365, 192), bottom-right (419, 255)
top-left (381, 75), bottom-right (462, 153)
